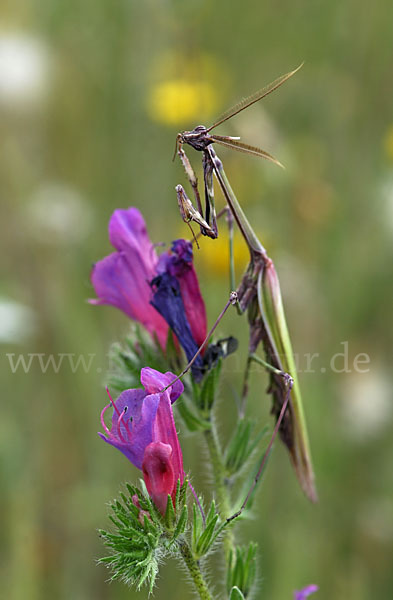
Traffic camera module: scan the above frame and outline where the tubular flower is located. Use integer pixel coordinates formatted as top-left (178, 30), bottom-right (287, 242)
top-left (151, 238), bottom-right (207, 381)
top-left (90, 209), bottom-right (207, 375)
top-left (294, 584), bottom-right (319, 599)
top-left (90, 208), bottom-right (169, 349)
top-left (99, 367), bottom-right (184, 514)
top-left (150, 272), bottom-right (204, 381)
top-left (157, 239), bottom-right (207, 349)
top-left (142, 442), bottom-right (176, 515)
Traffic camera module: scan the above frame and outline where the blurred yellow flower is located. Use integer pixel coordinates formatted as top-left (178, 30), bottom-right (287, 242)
top-left (384, 124), bottom-right (393, 162)
top-left (147, 50), bottom-right (228, 126)
top-left (148, 79), bottom-right (218, 126)
top-left (192, 228), bottom-right (251, 278)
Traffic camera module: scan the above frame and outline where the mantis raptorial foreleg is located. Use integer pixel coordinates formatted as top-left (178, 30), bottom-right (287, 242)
top-left (176, 185), bottom-right (216, 245)
top-left (178, 146), bottom-right (204, 217)
top-left (160, 291), bottom-right (239, 393)
top-left (177, 146), bottom-right (217, 239)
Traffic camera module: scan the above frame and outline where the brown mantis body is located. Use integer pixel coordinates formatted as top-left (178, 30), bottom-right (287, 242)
top-left (173, 66), bottom-right (302, 239)
top-left (172, 64), bottom-right (318, 505)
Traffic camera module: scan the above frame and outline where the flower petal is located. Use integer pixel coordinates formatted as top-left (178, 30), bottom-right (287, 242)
top-left (294, 584), bottom-right (319, 599)
top-left (153, 392), bottom-right (184, 486)
top-left (90, 208), bottom-right (170, 349)
top-left (140, 367), bottom-right (184, 403)
top-left (99, 369), bottom-right (185, 513)
top-left (109, 208), bottom-right (157, 274)
top-left (142, 442), bottom-right (175, 515)
top-left (158, 239), bottom-right (207, 348)
top-left (99, 388), bottom-right (160, 469)
top-left (150, 272), bottom-right (204, 381)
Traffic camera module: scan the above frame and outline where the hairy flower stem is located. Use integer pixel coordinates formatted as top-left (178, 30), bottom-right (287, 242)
top-left (204, 424), bottom-right (236, 559)
top-left (178, 539), bottom-right (213, 600)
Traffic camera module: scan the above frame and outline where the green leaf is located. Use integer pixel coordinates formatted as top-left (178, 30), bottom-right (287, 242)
top-left (196, 514), bottom-right (219, 555)
top-left (198, 359), bottom-right (222, 414)
top-left (191, 499), bottom-right (227, 559)
top-left (227, 543), bottom-right (258, 597)
top-left (176, 397), bottom-right (211, 431)
top-left (225, 419), bottom-right (268, 475)
top-left (107, 325), bottom-right (170, 394)
top-left (229, 586), bottom-right (245, 600)
top-left (192, 503), bottom-right (202, 553)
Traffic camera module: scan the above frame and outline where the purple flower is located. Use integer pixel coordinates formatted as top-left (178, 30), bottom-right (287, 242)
top-left (150, 272), bottom-right (204, 381)
top-left (294, 584), bottom-right (319, 599)
top-left (90, 209), bottom-right (207, 372)
top-left (90, 208), bottom-right (169, 349)
top-left (157, 239), bottom-right (207, 349)
top-left (99, 367), bottom-right (184, 514)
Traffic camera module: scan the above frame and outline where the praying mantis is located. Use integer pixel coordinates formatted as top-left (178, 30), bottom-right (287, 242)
top-left (173, 64), bottom-right (317, 505)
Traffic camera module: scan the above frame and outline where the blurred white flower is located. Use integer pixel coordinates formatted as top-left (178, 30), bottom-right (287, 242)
top-left (0, 32), bottom-right (50, 107)
top-left (26, 182), bottom-right (93, 244)
top-left (0, 298), bottom-right (36, 344)
top-left (340, 368), bottom-right (392, 441)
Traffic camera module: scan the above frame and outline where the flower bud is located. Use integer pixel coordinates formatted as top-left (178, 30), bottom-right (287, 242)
top-left (142, 442), bottom-right (176, 515)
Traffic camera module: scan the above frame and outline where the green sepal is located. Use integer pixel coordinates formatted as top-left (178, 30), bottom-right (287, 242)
top-left (175, 477), bottom-right (188, 515)
top-left (229, 586), bottom-right (246, 600)
top-left (164, 494), bottom-right (176, 530)
top-left (98, 482), bottom-right (164, 593)
top-left (164, 479), bottom-right (189, 541)
top-left (138, 479), bottom-right (167, 525)
top-left (171, 504), bottom-right (188, 541)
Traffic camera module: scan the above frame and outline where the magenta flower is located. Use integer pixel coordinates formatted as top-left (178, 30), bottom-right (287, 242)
top-left (142, 442), bottom-right (177, 515)
top-left (99, 367), bottom-right (184, 514)
top-left (90, 208), bottom-right (169, 348)
top-left (90, 209), bottom-right (207, 377)
top-left (294, 584), bottom-right (319, 599)
top-left (156, 239), bottom-right (207, 349)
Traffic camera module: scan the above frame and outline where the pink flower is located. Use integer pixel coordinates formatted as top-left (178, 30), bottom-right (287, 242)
top-left (99, 367), bottom-right (184, 515)
top-left (90, 209), bottom-right (207, 371)
top-left (90, 208), bottom-right (169, 349)
top-left (142, 442), bottom-right (176, 515)
top-left (157, 239), bottom-right (207, 349)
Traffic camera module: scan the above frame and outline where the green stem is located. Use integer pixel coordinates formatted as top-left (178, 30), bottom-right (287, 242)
top-left (178, 539), bottom-right (213, 600)
top-left (204, 424), bottom-right (236, 559)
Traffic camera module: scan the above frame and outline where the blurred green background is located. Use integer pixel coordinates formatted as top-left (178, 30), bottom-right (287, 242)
top-left (1, 1), bottom-right (393, 598)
